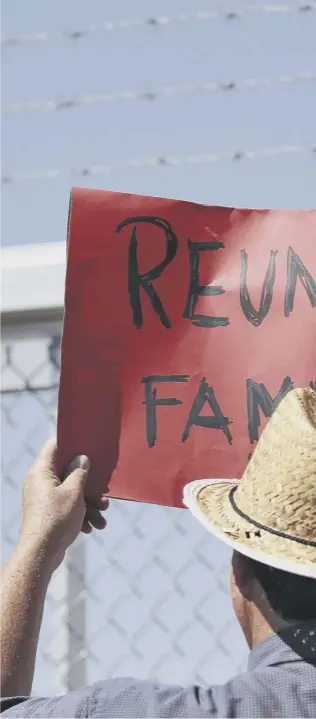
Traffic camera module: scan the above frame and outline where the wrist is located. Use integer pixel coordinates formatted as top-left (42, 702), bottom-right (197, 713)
top-left (16, 532), bottom-right (59, 579)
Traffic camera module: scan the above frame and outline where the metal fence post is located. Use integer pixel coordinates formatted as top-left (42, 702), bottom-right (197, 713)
top-left (66, 540), bottom-right (87, 690)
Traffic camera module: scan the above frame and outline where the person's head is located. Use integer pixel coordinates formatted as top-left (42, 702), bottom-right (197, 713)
top-left (231, 550), bottom-right (316, 647)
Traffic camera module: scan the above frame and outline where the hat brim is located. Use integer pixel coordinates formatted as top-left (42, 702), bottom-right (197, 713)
top-left (183, 479), bottom-right (316, 579)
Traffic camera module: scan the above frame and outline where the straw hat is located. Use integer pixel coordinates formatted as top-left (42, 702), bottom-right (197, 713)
top-left (183, 387), bottom-right (316, 578)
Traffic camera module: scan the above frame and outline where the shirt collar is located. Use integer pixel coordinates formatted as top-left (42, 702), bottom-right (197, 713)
top-left (248, 624), bottom-right (316, 672)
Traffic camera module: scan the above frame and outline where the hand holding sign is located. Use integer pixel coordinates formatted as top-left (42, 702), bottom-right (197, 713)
top-left (57, 189), bottom-right (316, 507)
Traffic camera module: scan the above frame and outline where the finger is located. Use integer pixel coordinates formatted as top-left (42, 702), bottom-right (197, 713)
top-left (67, 455), bottom-right (91, 475)
top-left (63, 455), bottom-right (90, 496)
top-left (37, 438), bottom-right (57, 465)
top-left (85, 505), bottom-right (107, 530)
top-left (29, 439), bottom-right (58, 485)
top-left (81, 518), bottom-right (92, 534)
top-left (85, 495), bottom-right (109, 511)
top-left (101, 494), bottom-right (110, 508)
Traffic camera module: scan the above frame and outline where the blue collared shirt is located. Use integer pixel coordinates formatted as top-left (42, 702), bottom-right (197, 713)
top-left (1, 632), bottom-right (316, 718)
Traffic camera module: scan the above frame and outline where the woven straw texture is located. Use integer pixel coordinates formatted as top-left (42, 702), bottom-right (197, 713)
top-left (193, 388), bottom-right (316, 570)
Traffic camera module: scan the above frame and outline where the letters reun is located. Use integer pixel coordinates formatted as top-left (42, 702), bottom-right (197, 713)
top-left (116, 216), bottom-right (316, 448)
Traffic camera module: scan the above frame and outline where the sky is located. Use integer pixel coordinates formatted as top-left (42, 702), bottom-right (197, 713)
top-left (1, 0), bottom-right (316, 698)
top-left (2, 0), bottom-right (316, 248)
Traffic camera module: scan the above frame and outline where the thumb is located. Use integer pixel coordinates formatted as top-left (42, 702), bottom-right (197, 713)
top-left (63, 455), bottom-right (91, 493)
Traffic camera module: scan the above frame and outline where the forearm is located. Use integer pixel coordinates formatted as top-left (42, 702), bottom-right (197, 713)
top-left (0, 539), bottom-right (54, 697)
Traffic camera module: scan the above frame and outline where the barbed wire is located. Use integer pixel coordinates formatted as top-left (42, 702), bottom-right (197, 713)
top-left (2, 3), bottom-right (316, 47)
top-left (2, 143), bottom-right (315, 185)
top-left (4, 72), bottom-right (316, 115)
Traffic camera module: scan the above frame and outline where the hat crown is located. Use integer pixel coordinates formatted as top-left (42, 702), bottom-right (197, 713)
top-left (235, 388), bottom-right (316, 542)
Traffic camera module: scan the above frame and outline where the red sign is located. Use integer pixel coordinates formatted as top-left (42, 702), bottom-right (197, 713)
top-left (57, 188), bottom-right (316, 507)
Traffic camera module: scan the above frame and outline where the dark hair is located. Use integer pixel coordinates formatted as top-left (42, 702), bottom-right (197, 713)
top-left (248, 559), bottom-right (316, 621)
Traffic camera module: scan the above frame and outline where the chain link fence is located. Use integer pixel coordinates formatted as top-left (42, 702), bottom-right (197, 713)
top-left (1, 327), bottom-right (247, 696)
top-left (2, 0), bottom-right (315, 699)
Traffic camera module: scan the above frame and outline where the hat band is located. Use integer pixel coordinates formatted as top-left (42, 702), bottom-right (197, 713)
top-left (228, 487), bottom-right (316, 548)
